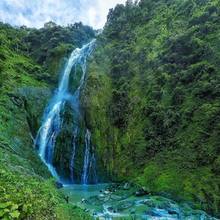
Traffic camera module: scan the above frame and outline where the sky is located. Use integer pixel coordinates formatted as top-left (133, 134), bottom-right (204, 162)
top-left (0, 0), bottom-right (127, 29)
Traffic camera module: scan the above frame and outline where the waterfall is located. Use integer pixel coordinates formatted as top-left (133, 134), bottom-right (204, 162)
top-left (35, 40), bottom-right (96, 184)
top-left (70, 127), bottom-right (78, 183)
top-left (82, 129), bottom-right (91, 184)
top-left (81, 129), bottom-right (98, 184)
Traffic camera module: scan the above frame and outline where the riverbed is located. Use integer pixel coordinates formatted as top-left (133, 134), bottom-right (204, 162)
top-left (61, 183), bottom-right (216, 220)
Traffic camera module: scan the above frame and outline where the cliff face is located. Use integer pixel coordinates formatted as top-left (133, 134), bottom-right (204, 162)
top-left (0, 22), bottom-right (94, 219)
top-left (82, 0), bottom-right (220, 216)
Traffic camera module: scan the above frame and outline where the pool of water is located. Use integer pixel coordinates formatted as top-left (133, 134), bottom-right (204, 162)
top-left (62, 184), bottom-right (109, 204)
top-left (61, 184), bottom-right (217, 220)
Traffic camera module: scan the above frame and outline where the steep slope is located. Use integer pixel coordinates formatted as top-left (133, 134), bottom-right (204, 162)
top-left (83, 0), bottom-right (220, 217)
top-left (0, 22), bottom-right (94, 219)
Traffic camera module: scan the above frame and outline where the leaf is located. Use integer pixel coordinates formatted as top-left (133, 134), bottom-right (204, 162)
top-left (3, 208), bottom-right (10, 213)
top-left (0, 209), bottom-right (5, 217)
top-left (22, 204), bottom-right (28, 213)
top-left (0, 202), bottom-right (12, 209)
top-left (10, 210), bottom-right (20, 218)
top-left (11, 204), bottom-right (19, 211)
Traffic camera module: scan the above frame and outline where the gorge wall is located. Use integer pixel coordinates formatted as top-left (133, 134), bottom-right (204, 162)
top-left (82, 0), bottom-right (220, 217)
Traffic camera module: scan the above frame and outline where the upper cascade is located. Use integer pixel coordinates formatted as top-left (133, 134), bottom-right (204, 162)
top-left (35, 39), bottom-right (97, 184)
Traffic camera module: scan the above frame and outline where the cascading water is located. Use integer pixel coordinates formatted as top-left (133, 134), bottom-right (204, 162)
top-left (35, 40), bottom-right (97, 184)
top-left (70, 127), bottom-right (78, 183)
top-left (82, 129), bottom-right (97, 184)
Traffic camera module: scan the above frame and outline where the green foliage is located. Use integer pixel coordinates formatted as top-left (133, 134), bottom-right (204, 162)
top-left (56, 205), bottom-right (93, 220)
top-left (84, 0), bottom-right (220, 217)
top-left (0, 201), bottom-right (20, 219)
top-left (0, 22), bottom-right (95, 219)
top-left (0, 166), bottom-right (57, 219)
top-left (23, 22), bottom-right (95, 74)
top-left (0, 164), bottom-right (91, 220)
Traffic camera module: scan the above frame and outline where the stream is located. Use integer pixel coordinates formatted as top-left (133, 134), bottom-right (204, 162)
top-left (61, 183), bottom-right (217, 220)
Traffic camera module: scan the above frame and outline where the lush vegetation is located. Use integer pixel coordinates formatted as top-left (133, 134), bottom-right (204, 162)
top-left (0, 22), bottom-right (94, 219)
top-left (83, 0), bottom-right (220, 217)
top-left (1, 0), bottom-right (220, 218)
top-left (23, 21), bottom-right (95, 77)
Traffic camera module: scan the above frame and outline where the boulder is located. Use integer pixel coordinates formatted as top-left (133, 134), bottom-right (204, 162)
top-left (135, 187), bottom-right (149, 197)
top-left (167, 209), bottom-right (179, 215)
top-left (55, 181), bottom-right (63, 189)
top-left (130, 208), bottom-right (136, 214)
top-left (123, 182), bottom-right (130, 190)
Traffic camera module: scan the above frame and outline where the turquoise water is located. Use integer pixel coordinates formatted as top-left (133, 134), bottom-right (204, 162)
top-left (61, 184), bottom-right (216, 220)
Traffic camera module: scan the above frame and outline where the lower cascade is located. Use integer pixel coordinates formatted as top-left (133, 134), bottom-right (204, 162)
top-left (82, 129), bottom-right (97, 184)
top-left (35, 40), bottom-right (97, 184)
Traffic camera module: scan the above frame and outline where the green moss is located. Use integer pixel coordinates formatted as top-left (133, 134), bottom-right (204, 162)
top-left (83, 0), bottom-right (220, 217)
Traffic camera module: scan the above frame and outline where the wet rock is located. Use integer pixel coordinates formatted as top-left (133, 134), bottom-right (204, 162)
top-left (87, 196), bottom-right (103, 206)
top-left (104, 214), bottom-right (111, 219)
top-left (108, 184), bottom-right (116, 189)
top-left (98, 193), bottom-right (105, 198)
top-left (135, 187), bottom-right (149, 197)
top-left (166, 205), bottom-right (180, 216)
top-left (123, 182), bottom-right (130, 190)
top-left (81, 198), bottom-right (88, 203)
top-left (148, 208), bottom-right (180, 218)
top-left (157, 202), bottom-right (171, 209)
top-left (107, 206), bottom-right (118, 213)
top-left (117, 201), bottom-right (134, 211)
top-left (64, 196), bottom-right (69, 203)
top-left (130, 208), bottom-right (136, 214)
top-left (107, 206), bottom-right (114, 212)
top-left (98, 193), bottom-right (110, 202)
top-left (107, 184), bottom-right (119, 193)
top-left (55, 181), bottom-right (63, 189)
top-left (168, 209), bottom-right (179, 215)
top-left (104, 190), bottom-right (111, 195)
top-left (110, 194), bottom-right (123, 201)
top-left (146, 209), bottom-right (163, 217)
